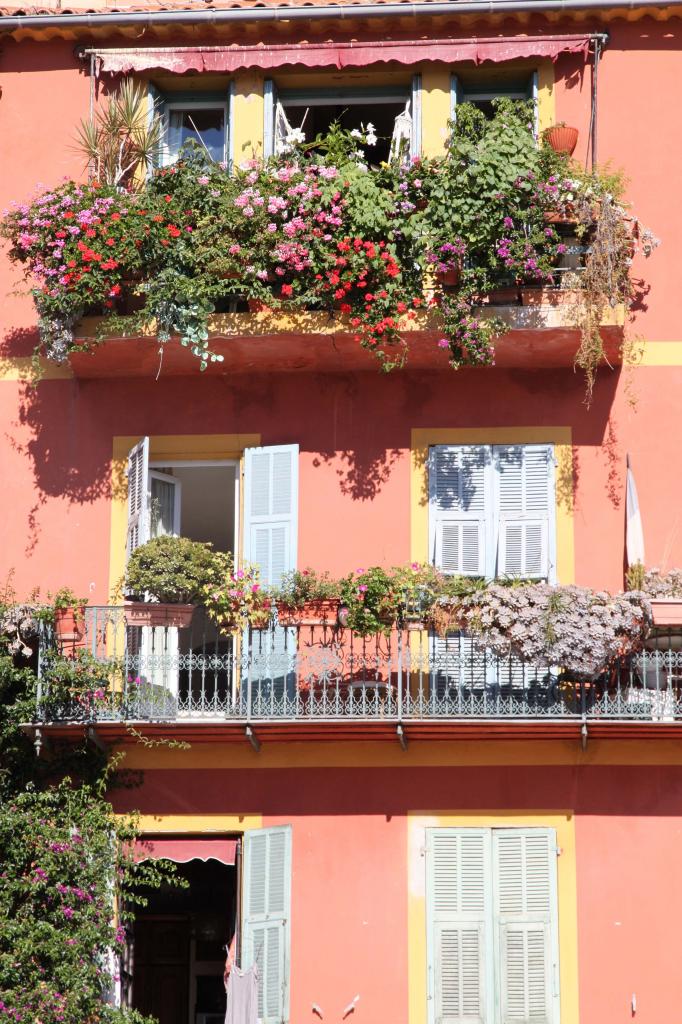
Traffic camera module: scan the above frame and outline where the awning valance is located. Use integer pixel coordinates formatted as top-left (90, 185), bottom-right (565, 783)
top-left (91, 33), bottom-right (592, 76)
top-left (135, 836), bottom-right (238, 865)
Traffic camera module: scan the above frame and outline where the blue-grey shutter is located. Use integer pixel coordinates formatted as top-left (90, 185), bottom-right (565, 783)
top-left (429, 446), bottom-right (491, 577)
top-left (493, 829), bottom-right (559, 1024)
top-left (426, 828), bottom-right (492, 1024)
top-left (242, 826), bottom-right (292, 1024)
top-left (411, 73), bottom-right (422, 159)
top-left (494, 445), bottom-right (555, 581)
top-left (126, 437), bottom-right (149, 559)
top-left (243, 445), bottom-right (298, 588)
top-left (263, 79), bottom-right (277, 159)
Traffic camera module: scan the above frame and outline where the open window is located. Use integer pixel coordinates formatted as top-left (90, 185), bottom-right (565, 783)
top-left (148, 83), bottom-right (231, 167)
top-left (451, 69), bottom-right (539, 136)
top-left (264, 77), bottom-right (421, 164)
top-left (125, 826), bottom-right (292, 1024)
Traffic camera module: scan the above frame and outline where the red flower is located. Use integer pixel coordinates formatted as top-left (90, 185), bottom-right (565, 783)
top-left (334, 288), bottom-right (345, 300)
top-left (110, 212), bottom-right (121, 221)
top-left (397, 301), bottom-right (407, 314)
top-left (86, 229), bottom-right (97, 238)
top-left (105, 238), bottom-right (115, 247)
top-left (167, 225), bottom-right (181, 238)
top-left (281, 283), bottom-right (293, 297)
top-left (55, 230), bottom-right (67, 239)
top-left (153, 215), bottom-right (164, 223)
top-left (63, 211), bottom-right (74, 219)
top-left (340, 303), bottom-right (352, 314)
top-left (164, 195), bottom-right (172, 203)
top-left (365, 293), bottom-right (374, 303)
top-left (109, 284), bottom-right (121, 296)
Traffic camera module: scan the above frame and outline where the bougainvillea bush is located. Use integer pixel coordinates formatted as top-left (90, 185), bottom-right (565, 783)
top-left (1, 98), bottom-right (657, 380)
top-left (0, 781), bottom-right (175, 1024)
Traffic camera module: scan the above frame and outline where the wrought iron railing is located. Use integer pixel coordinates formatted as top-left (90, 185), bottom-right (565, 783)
top-left (36, 606), bottom-right (682, 725)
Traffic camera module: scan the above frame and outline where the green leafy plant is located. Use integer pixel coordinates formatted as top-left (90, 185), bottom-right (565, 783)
top-left (270, 568), bottom-right (340, 609)
top-left (203, 557), bottom-right (271, 630)
top-left (124, 535), bottom-right (222, 604)
top-left (339, 566), bottom-right (400, 637)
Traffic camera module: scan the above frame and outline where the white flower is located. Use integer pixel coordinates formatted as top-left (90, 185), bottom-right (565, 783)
top-left (350, 128), bottom-right (363, 140)
top-left (366, 133), bottom-right (378, 147)
top-left (286, 128), bottom-right (306, 145)
top-left (366, 122), bottom-right (375, 133)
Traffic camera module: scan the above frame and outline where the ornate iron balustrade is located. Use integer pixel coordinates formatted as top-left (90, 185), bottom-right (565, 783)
top-left (36, 606), bottom-right (682, 725)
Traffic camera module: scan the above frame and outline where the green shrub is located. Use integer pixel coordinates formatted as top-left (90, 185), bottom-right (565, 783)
top-left (124, 536), bottom-right (221, 604)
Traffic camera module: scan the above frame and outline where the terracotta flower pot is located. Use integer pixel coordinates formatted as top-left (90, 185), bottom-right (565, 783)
top-left (276, 599), bottom-right (340, 626)
top-left (520, 287), bottom-right (578, 307)
top-left (480, 287), bottom-right (520, 306)
top-left (435, 266), bottom-right (461, 288)
top-left (123, 602), bottom-right (195, 629)
top-left (544, 125), bottom-right (579, 156)
top-left (650, 599), bottom-right (682, 627)
top-left (54, 606), bottom-right (86, 649)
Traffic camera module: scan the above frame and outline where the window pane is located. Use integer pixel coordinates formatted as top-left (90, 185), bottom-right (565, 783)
top-left (150, 478), bottom-right (175, 537)
top-left (168, 108), bottom-right (225, 161)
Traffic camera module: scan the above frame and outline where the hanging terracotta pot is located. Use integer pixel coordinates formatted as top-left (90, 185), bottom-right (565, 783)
top-left (123, 601), bottom-right (195, 628)
top-left (544, 125), bottom-right (579, 156)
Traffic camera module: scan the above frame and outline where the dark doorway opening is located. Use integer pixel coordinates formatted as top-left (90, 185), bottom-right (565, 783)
top-left (131, 859), bottom-right (237, 1024)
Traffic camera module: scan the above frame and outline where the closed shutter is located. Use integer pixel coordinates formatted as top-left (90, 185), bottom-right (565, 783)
top-left (242, 826), bottom-right (292, 1024)
top-left (411, 73), bottom-right (422, 160)
top-left (493, 829), bottom-right (559, 1024)
top-left (243, 445), bottom-right (298, 588)
top-left (429, 446), bottom-right (490, 577)
top-left (427, 829), bottom-right (491, 1024)
top-left (494, 446), bottom-right (554, 581)
top-left (126, 437), bottom-right (150, 560)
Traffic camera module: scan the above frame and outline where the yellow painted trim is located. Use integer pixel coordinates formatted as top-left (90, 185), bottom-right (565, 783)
top-left (536, 61), bottom-right (555, 134)
top-left (118, 737), bottom-right (682, 771)
top-left (0, 357), bottom-right (72, 381)
top-left (408, 811), bottom-right (578, 1024)
top-left (135, 813), bottom-right (262, 833)
top-left (232, 72), bottom-right (265, 163)
top-left (108, 433), bottom-right (261, 600)
top-left (410, 427), bottom-right (575, 584)
top-left (421, 66), bottom-right (452, 158)
top-left (638, 341), bottom-right (682, 366)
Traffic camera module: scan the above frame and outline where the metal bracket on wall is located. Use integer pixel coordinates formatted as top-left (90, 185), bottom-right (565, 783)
top-left (87, 725), bottom-right (106, 753)
top-left (396, 723), bottom-right (408, 751)
top-left (245, 725), bottom-right (261, 752)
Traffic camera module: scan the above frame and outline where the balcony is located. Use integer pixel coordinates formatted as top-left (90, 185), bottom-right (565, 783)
top-left (34, 607), bottom-right (682, 744)
top-left (68, 303), bottom-right (626, 378)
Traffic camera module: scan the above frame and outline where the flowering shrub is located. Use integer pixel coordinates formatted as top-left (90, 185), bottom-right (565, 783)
top-left (629, 567), bottom-right (682, 599)
top-left (271, 568), bottom-right (340, 609)
top-left (1, 101), bottom-right (656, 387)
top-left (339, 567), bottom-right (400, 637)
top-left (462, 583), bottom-right (652, 679)
top-left (0, 780), bottom-right (175, 1024)
top-left (203, 559), bottom-right (271, 630)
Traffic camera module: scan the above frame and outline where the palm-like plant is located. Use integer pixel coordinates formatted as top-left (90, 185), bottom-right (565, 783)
top-left (75, 78), bottom-right (164, 189)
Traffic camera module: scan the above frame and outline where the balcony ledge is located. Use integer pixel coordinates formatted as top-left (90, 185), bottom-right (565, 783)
top-left (71, 304), bottom-right (626, 378)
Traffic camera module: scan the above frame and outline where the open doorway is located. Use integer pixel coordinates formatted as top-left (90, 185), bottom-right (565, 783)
top-left (139, 460), bottom-right (239, 709)
top-left (129, 857), bottom-right (238, 1024)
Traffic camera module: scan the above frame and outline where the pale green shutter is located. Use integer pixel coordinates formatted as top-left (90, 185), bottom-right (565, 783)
top-left (427, 829), bottom-right (492, 1024)
top-left (494, 446), bottom-right (554, 581)
top-left (126, 437), bottom-right (149, 559)
top-left (242, 826), bottom-right (292, 1024)
top-left (243, 445), bottom-right (298, 587)
top-left (429, 446), bottom-right (491, 577)
top-left (493, 829), bottom-right (559, 1024)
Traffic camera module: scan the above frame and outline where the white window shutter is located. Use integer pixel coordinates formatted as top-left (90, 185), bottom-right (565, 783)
top-left (494, 446), bottom-right (554, 581)
top-left (493, 829), bottom-right (559, 1024)
top-left (429, 446), bottom-right (490, 577)
top-left (427, 829), bottom-right (491, 1024)
top-left (243, 445), bottom-right (299, 587)
top-left (528, 70), bottom-right (540, 141)
top-left (126, 437), bottom-right (149, 560)
top-left (147, 83), bottom-right (163, 171)
top-left (227, 79), bottom-right (236, 171)
top-left (242, 826), bottom-right (292, 1024)
top-left (263, 79), bottom-right (277, 159)
top-left (450, 75), bottom-right (463, 130)
top-left (410, 73), bottom-right (422, 159)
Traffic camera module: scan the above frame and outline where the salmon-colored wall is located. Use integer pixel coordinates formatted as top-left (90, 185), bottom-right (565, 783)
top-left (111, 760), bottom-right (682, 1024)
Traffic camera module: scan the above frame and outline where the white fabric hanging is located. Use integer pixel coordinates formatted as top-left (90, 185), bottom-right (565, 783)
top-left (224, 964), bottom-right (259, 1024)
top-left (390, 100), bottom-right (412, 162)
top-left (626, 452), bottom-right (646, 567)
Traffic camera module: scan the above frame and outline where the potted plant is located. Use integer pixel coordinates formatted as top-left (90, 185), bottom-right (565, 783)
top-left (123, 536), bottom-right (221, 628)
top-left (543, 124), bottom-right (579, 155)
top-left (271, 568), bottom-right (341, 626)
top-left (392, 563), bottom-right (442, 629)
top-left (627, 565), bottom-right (682, 627)
top-left (339, 567), bottom-right (399, 637)
top-left (203, 558), bottom-right (271, 632)
top-left (52, 587), bottom-right (88, 650)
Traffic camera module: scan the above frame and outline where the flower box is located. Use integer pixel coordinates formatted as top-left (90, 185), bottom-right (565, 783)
top-left (520, 287), bottom-right (579, 307)
top-left (650, 599), bottom-right (682, 627)
top-left (276, 599), bottom-right (340, 626)
top-left (480, 287), bottom-right (520, 306)
top-left (123, 602), bottom-right (195, 629)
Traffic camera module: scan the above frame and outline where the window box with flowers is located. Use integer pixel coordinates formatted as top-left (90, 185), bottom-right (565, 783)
top-left (270, 568), bottom-right (341, 626)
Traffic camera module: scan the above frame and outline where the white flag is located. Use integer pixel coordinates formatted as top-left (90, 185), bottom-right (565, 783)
top-left (626, 453), bottom-right (646, 568)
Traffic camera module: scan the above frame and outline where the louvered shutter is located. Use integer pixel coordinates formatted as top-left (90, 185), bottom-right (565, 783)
top-left (242, 826), bottom-right (292, 1024)
top-left (494, 446), bottom-right (554, 581)
top-left (493, 829), bottom-right (559, 1024)
top-left (410, 73), bottom-right (422, 160)
top-left (243, 445), bottom-right (298, 588)
top-left (126, 438), bottom-right (149, 560)
top-left (427, 829), bottom-right (491, 1024)
top-left (263, 79), bottom-right (277, 159)
top-left (147, 83), bottom-right (164, 171)
top-left (429, 446), bottom-right (491, 577)
top-left (227, 80), bottom-right (235, 171)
